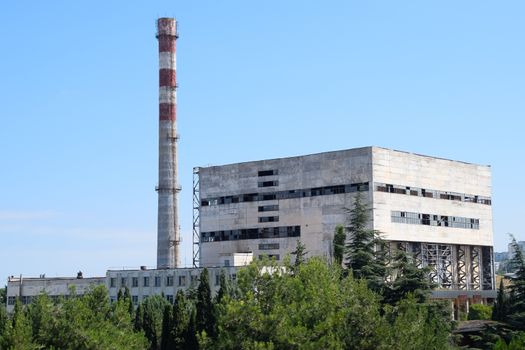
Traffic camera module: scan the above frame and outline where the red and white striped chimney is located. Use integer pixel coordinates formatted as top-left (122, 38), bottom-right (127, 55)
top-left (156, 18), bottom-right (180, 269)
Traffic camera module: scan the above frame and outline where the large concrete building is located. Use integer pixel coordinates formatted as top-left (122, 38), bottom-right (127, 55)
top-left (194, 146), bottom-right (495, 299)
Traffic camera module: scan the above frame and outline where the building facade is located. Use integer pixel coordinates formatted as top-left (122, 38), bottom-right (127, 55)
top-left (194, 146), bottom-right (495, 298)
top-left (5, 274), bottom-right (106, 313)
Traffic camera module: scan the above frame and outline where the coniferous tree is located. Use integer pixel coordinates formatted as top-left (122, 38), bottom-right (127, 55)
top-left (186, 308), bottom-right (199, 350)
top-left (196, 268), bottom-right (215, 338)
top-left (385, 249), bottom-right (433, 305)
top-left (291, 240), bottom-right (307, 271)
top-left (141, 295), bottom-right (171, 350)
top-left (507, 237), bottom-right (525, 329)
top-left (173, 290), bottom-right (191, 349)
top-left (134, 303), bottom-right (144, 332)
top-left (5, 299), bottom-right (35, 349)
top-left (160, 304), bottom-right (174, 350)
top-left (493, 279), bottom-right (509, 322)
top-left (333, 224), bottom-right (346, 266)
top-left (216, 270), bottom-right (233, 303)
top-left (344, 192), bottom-right (388, 292)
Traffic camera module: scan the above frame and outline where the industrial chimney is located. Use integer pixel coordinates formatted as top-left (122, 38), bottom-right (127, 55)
top-left (156, 18), bottom-right (180, 269)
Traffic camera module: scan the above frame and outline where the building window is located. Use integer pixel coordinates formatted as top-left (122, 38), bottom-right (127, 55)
top-left (191, 275), bottom-right (198, 284)
top-left (201, 181), bottom-right (369, 207)
top-left (121, 277), bottom-right (127, 287)
top-left (224, 259), bottom-right (230, 267)
top-left (166, 275), bottom-right (174, 287)
top-left (166, 295), bottom-right (174, 303)
top-left (391, 211), bottom-right (479, 229)
top-left (132, 295), bottom-right (138, 305)
top-left (258, 205), bottom-right (279, 212)
top-left (132, 277), bottom-right (139, 288)
top-left (110, 296), bottom-right (117, 304)
top-left (7, 296), bottom-right (16, 305)
top-left (110, 278), bottom-right (116, 288)
top-left (259, 216), bottom-right (279, 223)
top-left (215, 274), bottom-right (220, 286)
top-left (259, 243), bottom-right (280, 250)
top-left (258, 169), bottom-right (278, 176)
top-left (143, 277), bottom-right (150, 287)
top-left (258, 180), bottom-right (278, 187)
top-left (154, 276), bottom-right (161, 287)
top-left (201, 225), bottom-right (300, 243)
top-left (231, 274), bottom-right (237, 281)
top-left (178, 275), bottom-right (186, 286)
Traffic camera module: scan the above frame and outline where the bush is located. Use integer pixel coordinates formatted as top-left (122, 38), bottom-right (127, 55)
top-left (468, 304), bottom-right (492, 320)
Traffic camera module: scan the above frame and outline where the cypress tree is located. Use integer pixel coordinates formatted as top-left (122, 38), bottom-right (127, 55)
top-left (196, 268), bottom-right (215, 338)
top-left (173, 290), bottom-right (190, 349)
top-left (333, 224), bottom-right (346, 266)
top-left (134, 303), bottom-right (144, 332)
top-left (160, 304), bottom-right (174, 350)
top-left (507, 237), bottom-right (525, 329)
top-left (493, 279), bottom-right (509, 322)
top-left (216, 270), bottom-right (232, 303)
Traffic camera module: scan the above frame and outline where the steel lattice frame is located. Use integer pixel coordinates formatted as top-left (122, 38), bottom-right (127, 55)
top-left (423, 243), bottom-right (439, 285)
top-left (192, 167), bottom-right (201, 268)
top-left (482, 246), bottom-right (494, 290)
top-left (470, 246), bottom-right (481, 290)
top-left (439, 245), bottom-right (453, 289)
top-left (456, 245), bottom-right (467, 290)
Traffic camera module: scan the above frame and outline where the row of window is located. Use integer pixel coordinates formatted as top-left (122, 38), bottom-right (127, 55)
top-left (376, 183), bottom-right (492, 205)
top-left (258, 205), bottom-right (279, 212)
top-left (201, 225), bottom-right (301, 242)
top-left (259, 216), bottom-right (279, 223)
top-left (391, 211), bottom-right (480, 229)
top-left (258, 180), bottom-right (278, 187)
top-left (259, 243), bottom-right (280, 250)
top-left (109, 275), bottom-right (190, 288)
top-left (201, 182), bottom-right (369, 206)
top-left (258, 169), bottom-right (278, 177)
top-left (8, 294), bottom-right (83, 305)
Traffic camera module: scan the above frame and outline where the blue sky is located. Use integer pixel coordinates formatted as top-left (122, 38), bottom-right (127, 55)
top-left (1, 1), bottom-right (524, 280)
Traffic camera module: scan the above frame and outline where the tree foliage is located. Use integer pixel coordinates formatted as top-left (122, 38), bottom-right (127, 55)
top-left (196, 268), bottom-right (216, 339)
top-left (212, 257), bottom-right (453, 350)
top-left (344, 192), bottom-right (388, 293)
top-left (332, 224), bottom-right (346, 266)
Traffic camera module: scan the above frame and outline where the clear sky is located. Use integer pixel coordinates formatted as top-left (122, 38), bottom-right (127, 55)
top-left (1, 1), bottom-right (524, 280)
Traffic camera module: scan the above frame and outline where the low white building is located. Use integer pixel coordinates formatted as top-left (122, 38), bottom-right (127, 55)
top-left (5, 273), bottom-right (105, 313)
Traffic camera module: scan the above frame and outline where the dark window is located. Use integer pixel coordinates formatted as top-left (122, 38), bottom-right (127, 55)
top-left (166, 276), bottom-right (174, 286)
top-left (154, 276), bottom-right (161, 287)
top-left (258, 205), bottom-right (279, 212)
top-left (258, 180), bottom-right (278, 187)
top-left (259, 216), bottom-right (279, 223)
top-left (259, 243), bottom-right (280, 250)
top-left (132, 277), bottom-right (139, 287)
top-left (143, 277), bottom-right (149, 287)
top-left (258, 170), bottom-right (278, 176)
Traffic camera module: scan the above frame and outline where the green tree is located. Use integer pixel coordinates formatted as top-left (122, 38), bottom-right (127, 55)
top-left (4, 299), bottom-right (36, 349)
top-left (493, 279), bottom-right (509, 321)
top-left (385, 249), bottom-right (433, 305)
top-left (291, 240), bottom-right (307, 270)
top-left (344, 192), bottom-right (388, 292)
top-left (216, 270), bottom-right (234, 304)
top-left (172, 290), bottom-right (191, 349)
top-left (213, 257), bottom-right (453, 349)
top-left (332, 224), bottom-right (346, 266)
top-left (0, 287), bottom-right (6, 306)
top-left (141, 295), bottom-right (171, 350)
top-left (134, 303), bottom-right (144, 332)
top-left (468, 304), bottom-right (492, 320)
top-left (507, 237), bottom-right (525, 329)
top-left (196, 268), bottom-right (215, 339)
top-left (160, 304), bottom-right (174, 350)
